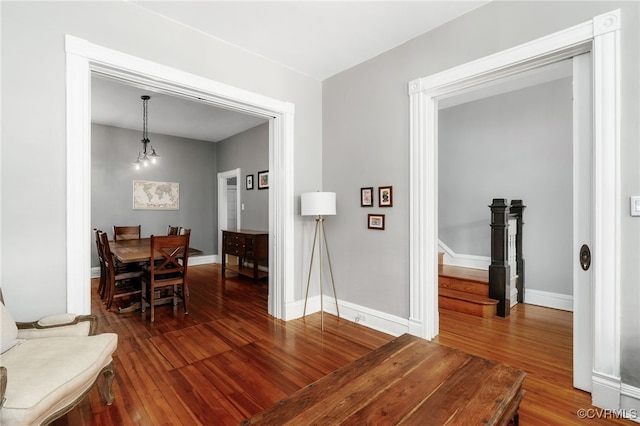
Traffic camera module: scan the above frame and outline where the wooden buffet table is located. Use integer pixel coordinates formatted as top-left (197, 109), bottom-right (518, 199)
top-left (222, 230), bottom-right (268, 282)
top-left (241, 334), bottom-right (526, 425)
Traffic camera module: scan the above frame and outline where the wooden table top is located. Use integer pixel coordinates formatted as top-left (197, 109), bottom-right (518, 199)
top-left (241, 333), bottom-right (526, 425)
top-left (110, 238), bottom-right (202, 264)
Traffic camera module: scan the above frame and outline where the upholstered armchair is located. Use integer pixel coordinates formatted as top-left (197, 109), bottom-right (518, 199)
top-left (0, 290), bottom-right (117, 425)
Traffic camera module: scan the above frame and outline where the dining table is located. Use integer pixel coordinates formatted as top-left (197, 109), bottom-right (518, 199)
top-left (110, 237), bottom-right (202, 265)
top-left (109, 237), bottom-right (202, 313)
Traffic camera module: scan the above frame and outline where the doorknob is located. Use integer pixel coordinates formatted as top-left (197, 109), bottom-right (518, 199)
top-left (579, 244), bottom-right (591, 271)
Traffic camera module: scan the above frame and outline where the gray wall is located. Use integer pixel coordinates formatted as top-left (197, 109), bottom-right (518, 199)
top-left (439, 78), bottom-right (573, 296)
top-left (2, 0), bottom-right (639, 388)
top-left (216, 123), bottom-right (269, 232)
top-left (1, 1), bottom-right (323, 321)
top-left (323, 1), bottom-right (639, 386)
top-left (91, 124), bottom-right (217, 267)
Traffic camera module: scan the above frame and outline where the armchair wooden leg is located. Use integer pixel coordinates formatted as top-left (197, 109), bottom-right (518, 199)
top-left (100, 361), bottom-right (116, 405)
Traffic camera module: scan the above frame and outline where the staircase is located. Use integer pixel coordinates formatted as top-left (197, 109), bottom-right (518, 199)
top-left (438, 259), bottom-right (498, 318)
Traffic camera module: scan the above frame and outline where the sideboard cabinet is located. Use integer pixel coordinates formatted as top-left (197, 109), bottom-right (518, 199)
top-left (221, 230), bottom-right (268, 282)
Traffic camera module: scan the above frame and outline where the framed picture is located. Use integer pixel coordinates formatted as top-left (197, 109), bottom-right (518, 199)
top-left (246, 174), bottom-right (254, 190)
top-left (360, 187), bottom-right (374, 207)
top-left (133, 180), bottom-right (179, 210)
top-left (368, 214), bottom-right (385, 230)
top-left (379, 186), bottom-right (393, 207)
top-left (258, 170), bottom-right (269, 189)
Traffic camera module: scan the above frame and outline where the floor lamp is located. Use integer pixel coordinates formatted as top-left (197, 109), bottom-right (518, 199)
top-left (301, 192), bottom-right (339, 331)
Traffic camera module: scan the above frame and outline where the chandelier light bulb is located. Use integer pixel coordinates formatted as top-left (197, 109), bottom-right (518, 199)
top-left (134, 95), bottom-right (160, 168)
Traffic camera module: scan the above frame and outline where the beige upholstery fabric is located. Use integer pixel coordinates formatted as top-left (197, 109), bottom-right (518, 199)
top-left (0, 333), bottom-right (117, 425)
top-left (16, 316), bottom-right (91, 340)
top-left (0, 302), bottom-right (18, 354)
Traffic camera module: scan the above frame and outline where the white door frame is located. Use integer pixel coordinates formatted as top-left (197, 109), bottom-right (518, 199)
top-left (218, 168), bottom-right (242, 258)
top-left (65, 35), bottom-right (295, 320)
top-left (572, 52), bottom-right (593, 392)
top-left (408, 10), bottom-right (621, 409)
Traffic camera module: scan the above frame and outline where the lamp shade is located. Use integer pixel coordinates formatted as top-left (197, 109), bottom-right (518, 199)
top-left (301, 192), bottom-right (336, 216)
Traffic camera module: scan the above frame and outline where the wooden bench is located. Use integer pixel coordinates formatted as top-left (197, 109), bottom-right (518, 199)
top-left (241, 333), bottom-right (525, 425)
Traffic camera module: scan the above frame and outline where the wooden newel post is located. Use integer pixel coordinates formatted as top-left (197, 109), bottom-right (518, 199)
top-left (510, 200), bottom-right (526, 303)
top-left (489, 198), bottom-right (510, 317)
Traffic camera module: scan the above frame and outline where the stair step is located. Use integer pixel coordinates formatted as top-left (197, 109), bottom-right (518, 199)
top-left (438, 265), bottom-right (488, 283)
top-left (439, 275), bottom-right (488, 296)
top-left (439, 288), bottom-right (498, 318)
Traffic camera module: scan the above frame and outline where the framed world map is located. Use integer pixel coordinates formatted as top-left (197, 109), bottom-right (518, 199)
top-left (133, 180), bottom-right (179, 210)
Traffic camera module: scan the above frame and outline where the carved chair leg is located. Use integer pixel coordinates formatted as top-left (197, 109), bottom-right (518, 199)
top-left (100, 361), bottom-right (116, 405)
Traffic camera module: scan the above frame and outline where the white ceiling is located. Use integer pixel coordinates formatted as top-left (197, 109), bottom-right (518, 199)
top-left (129, 0), bottom-right (491, 81)
top-left (92, 1), bottom-right (490, 142)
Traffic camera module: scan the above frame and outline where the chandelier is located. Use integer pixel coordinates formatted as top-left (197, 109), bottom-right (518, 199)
top-left (133, 95), bottom-right (160, 169)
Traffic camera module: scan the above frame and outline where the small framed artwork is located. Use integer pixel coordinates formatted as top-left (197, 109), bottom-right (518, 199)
top-left (246, 174), bottom-right (254, 190)
top-left (379, 186), bottom-right (393, 207)
top-left (368, 214), bottom-right (385, 230)
top-left (258, 170), bottom-right (269, 189)
top-left (360, 187), bottom-right (374, 207)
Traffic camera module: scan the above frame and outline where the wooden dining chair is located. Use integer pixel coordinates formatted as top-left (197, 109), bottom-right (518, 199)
top-left (167, 225), bottom-right (179, 235)
top-left (141, 234), bottom-right (190, 322)
top-left (113, 225), bottom-right (141, 241)
top-left (179, 227), bottom-right (191, 236)
top-left (94, 229), bottom-right (107, 299)
top-left (100, 232), bottom-right (144, 311)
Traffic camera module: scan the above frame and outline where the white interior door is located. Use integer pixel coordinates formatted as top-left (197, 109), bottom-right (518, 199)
top-left (217, 169), bottom-right (241, 258)
top-left (573, 52), bottom-right (593, 392)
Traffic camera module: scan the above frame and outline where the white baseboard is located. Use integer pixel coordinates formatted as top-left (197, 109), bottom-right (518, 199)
top-left (591, 374), bottom-right (640, 422)
top-left (438, 240), bottom-right (490, 270)
top-left (90, 254), bottom-right (216, 278)
top-left (621, 383), bottom-right (640, 423)
top-left (592, 372), bottom-right (622, 411)
top-left (190, 254), bottom-right (217, 266)
top-left (524, 289), bottom-right (573, 312)
top-left (286, 295), bottom-right (408, 337)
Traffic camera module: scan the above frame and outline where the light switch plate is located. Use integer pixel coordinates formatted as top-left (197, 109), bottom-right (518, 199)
top-left (631, 196), bottom-right (640, 216)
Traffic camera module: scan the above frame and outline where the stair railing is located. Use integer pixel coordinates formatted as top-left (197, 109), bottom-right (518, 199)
top-left (489, 199), bottom-right (526, 317)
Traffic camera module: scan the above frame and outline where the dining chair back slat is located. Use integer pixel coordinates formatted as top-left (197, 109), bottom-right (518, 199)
top-left (113, 225), bottom-right (141, 241)
top-left (141, 234), bottom-right (191, 322)
top-left (94, 229), bottom-right (107, 299)
top-left (100, 232), bottom-right (143, 311)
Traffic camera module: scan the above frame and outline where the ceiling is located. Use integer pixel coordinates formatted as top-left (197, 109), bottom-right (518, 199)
top-left (92, 1), bottom-right (490, 142)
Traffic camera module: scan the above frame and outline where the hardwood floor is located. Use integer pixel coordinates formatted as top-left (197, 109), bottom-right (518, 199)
top-left (55, 263), bottom-right (633, 425)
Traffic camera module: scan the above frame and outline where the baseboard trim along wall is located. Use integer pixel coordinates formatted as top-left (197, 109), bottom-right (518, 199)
top-left (293, 295), bottom-right (408, 337)
top-left (621, 383), bottom-right (640, 423)
top-left (524, 289), bottom-right (573, 312)
top-left (91, 254), bottom-right (217, 278)
top-left (438, 240), bottom-right (490, 270)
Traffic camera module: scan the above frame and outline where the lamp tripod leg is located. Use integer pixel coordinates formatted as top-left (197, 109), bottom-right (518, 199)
top-left (303, 218), bottom-right (321, 317)
top-left (320, 220), bottom-right (339, 318)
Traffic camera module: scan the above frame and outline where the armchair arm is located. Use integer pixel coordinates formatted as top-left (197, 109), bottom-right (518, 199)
top-left (1, 366), bottom-right (6, 409)
top-left (16, 314), bottom-right (98, 339)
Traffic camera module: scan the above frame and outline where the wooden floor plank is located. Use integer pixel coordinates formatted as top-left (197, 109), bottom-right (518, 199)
top-left (49, 263), bottom-right (635, 425)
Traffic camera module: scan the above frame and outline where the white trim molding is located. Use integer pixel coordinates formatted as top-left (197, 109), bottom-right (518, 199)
top-left (525, 289), bottom-right (573, 312)
top-left (408, 9), bottom-right (621, 409)
top-left (65, 35), bottom-right (295, 321)
top-left (621, 384), bottom-right (640, 423)
top-left (295, 295), bottom-right (409, 338)
top-left (438, 240), bottom-right (491, 270)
